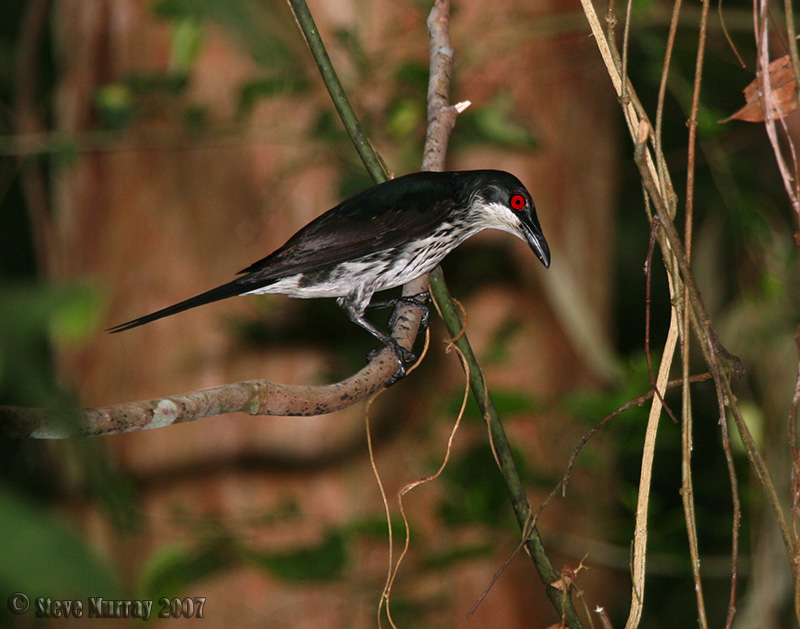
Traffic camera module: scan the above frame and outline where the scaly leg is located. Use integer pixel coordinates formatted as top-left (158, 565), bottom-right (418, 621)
top-left (338, 296), bottom-right (417, 384)
top-left (366, 291), bottom-right (430, 331)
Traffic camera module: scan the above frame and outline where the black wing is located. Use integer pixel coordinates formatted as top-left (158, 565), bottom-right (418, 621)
top-left (236, 171), bottom-right (463, 283)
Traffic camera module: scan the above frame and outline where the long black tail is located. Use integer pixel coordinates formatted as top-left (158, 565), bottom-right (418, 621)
top-left (107, 280), bottom-right (246, 333)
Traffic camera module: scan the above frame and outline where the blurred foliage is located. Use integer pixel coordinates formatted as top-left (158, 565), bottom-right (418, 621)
top-left (444, 386), bottom-right (541, 424)
top-left (0, 0), bottom-right (798, 625)
top-left (0, 283), bottom-right (99, 407)
top-left (169, 18), bottom-right (204, 75)
top-left (0, 485), bottom-right (122, 620)
top-left (154, 0), bottom-right (298, 69)
top-left (247, 532), bottom-right (346, 581)
top-left (94, 75), bottom-right (189, 130)
top-left (439, 442), bottom-right (539, 527)
top-left (237, 75), bottom-right (310, 117)
top-left (453, 94), bottom-right (538, 150)
top-left (139, 522), bottom-right (345, 599)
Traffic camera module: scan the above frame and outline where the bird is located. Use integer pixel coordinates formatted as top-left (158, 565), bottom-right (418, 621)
top-left (109, 170), bottom-right (550, 380)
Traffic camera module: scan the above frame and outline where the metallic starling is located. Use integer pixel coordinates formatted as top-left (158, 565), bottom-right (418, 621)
top-left (109, 170), bottom-right (550, 378)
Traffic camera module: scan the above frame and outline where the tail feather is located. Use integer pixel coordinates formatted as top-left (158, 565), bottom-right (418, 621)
top-left (107, 281), bottom-right (245, 333)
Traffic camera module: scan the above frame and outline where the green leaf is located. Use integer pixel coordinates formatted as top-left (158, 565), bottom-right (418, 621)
top-left (48, 290), bottom-right (102, 346)
top-left (0, 485), bottom-right (122, 601)
top-left (484, 316), bottom-right (523, 364)
top-left (170, 18), bottom-right (204, 74)
top-left (438, 444), bottom-right (522, 527)
top-left (394, 62), bottom-right (429, 93)
top-left (94, 82), bottom-right (135, 129)
top-left (350, 516), bottom-right (410, 541)
top-left (0, 283), bottom-right (99, 406)
top-left (139, 538), bottom-right (237, 600)
top-left (387, 99), bottom-right (424, 138)
top-left (247, 531), bottom-right (346, 581)
top-left (457, 95), bottom-right (537, 149)
top-left (418, 543), bottom-right (493, 570)
top-left (238, 76), bottom-right (310, 117)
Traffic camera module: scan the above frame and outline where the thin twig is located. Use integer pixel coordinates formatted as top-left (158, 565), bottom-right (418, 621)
top-left (606, 0), bottom-right (618, 80)
top-left (626, 316), bottom-right (680, 629)
top-left (782, 0), bottom-right (800, 113)
top-left (369, 332), bottom-right (432, 629)
top-left (644, 216), bottom-right (678, 425)
top-left (720, 394), bottom-right (742, 629)
top-left (718, 0), bottom-right (746, 68)
top-left (754, 0), bottom-right (800, 230)
top-left (620, 0), bottom-right (633, 107)
top-left (680, 1), bottom-right (712, 624)
top-left (385, 341), bottom-right (469, 627)
top-left (653, 0), bottom-right (682, 195)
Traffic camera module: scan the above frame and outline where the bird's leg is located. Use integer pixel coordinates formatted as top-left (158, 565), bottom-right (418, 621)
top-left (367, 291), bottom-right (430, 331)
top-left (338, 295), bottom-right (416, 384)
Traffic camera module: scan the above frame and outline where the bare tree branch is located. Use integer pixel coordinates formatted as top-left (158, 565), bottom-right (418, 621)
top-left (1, 361), bottom-right (402, 438)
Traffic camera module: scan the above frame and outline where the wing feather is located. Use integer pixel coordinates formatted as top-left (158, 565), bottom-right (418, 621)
top-left (236, 172), bottom-right (461, 286)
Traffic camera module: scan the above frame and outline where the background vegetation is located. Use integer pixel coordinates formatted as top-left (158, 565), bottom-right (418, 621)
top-left (1, 0), bottom-right (798, 626)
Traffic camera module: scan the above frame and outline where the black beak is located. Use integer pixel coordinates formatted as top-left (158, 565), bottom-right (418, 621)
top-left (521, 214), bottom-right (551, 269)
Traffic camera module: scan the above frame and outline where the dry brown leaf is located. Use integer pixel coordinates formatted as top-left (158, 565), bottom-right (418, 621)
top-left (721, 55), bottom-right (799, 123)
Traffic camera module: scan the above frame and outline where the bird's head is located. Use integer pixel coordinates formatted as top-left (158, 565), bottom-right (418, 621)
top-left (463, 170), bottom-right (551, 269)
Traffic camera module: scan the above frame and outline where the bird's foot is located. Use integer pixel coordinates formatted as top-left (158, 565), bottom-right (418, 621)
top-left (366, 340), bottom-right (417, 385)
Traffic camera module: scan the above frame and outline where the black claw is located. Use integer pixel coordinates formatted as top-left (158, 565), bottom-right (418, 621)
top-left (386, 364), bottom-right (406, 386)
top-left (383, 292), bottom-right (430, 331)
top-left (366, 340), bottom-right (417, 385)
top-left (366, 346), bottom-right (381, 363)
top-left (366, 343), bottom-right (416, 365)
top-left (357, 292), bottom-right (429, 385)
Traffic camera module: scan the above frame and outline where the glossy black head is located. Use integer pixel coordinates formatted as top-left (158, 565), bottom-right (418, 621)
top-left (461, 170), bottom-right (551, 268)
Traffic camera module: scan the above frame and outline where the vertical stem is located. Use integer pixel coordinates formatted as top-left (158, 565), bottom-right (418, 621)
top-left (625, 316), bottom-right (679, 629)
top-left (783, 0), bottom-right (800, 109)
top-left (653, 0), bottom-right (683, 195)
top-left (680, 0), bottom-right (711, 624)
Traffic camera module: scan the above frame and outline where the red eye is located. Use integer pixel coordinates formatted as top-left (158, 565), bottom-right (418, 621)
top-left (509, 193), bottom-right (526, 211)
